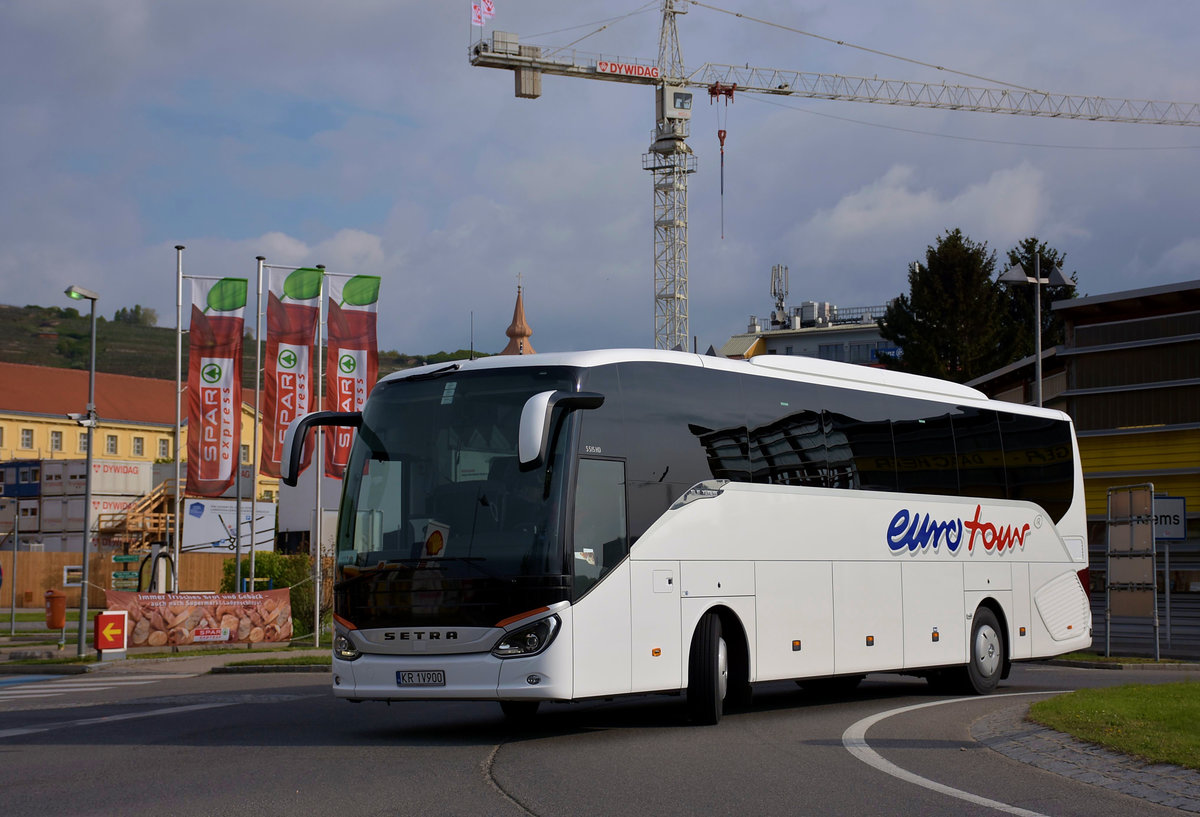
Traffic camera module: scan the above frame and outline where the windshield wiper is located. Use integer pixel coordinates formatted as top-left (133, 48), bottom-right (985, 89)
top-left (401, 363), bottom-right (460, 381)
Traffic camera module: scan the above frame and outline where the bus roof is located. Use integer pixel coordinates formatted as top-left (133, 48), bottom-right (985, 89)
top-left (382, 349), bottom-right (1062, 419)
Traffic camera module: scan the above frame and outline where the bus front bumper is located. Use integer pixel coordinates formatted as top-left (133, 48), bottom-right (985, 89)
top-left (332, 640), bottom-right (573, 703)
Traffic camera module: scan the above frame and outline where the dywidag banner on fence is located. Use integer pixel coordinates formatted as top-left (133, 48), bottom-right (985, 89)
top-left (324, 274), bottom-right (380, 478)
top-left (186, 277), bottom-right (248, 496)
top-left (261, 267), bottom-right (321, 478)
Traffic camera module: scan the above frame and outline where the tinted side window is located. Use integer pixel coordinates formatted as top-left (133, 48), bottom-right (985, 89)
top-left (617, 362), bottom-right (748, 537)
top-left (743, 373), bottom-right (826, 487)
top-left (952, 407), bottom-right (1006, 500)
top-left (578, 364), bottom-right (625, 459)
top-left (821, 388), bottom-right (897, 491)
top-left (892, 401), bottom-right (959, 496)
top-left (998, 413), bottom-right (1074, 522)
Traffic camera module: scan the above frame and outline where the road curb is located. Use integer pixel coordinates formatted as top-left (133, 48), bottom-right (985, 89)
top-left (210, 665), bottom-right (332, 674)
top-left (0, 664), bottom-right (93, 675)
top-left (1040, 659), bottom-right (1200, 671)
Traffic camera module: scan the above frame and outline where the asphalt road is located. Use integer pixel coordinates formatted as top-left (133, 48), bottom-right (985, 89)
top-left (0, 663), bottom-right (1196, 817)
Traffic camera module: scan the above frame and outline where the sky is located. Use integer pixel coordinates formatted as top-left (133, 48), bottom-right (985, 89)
top-left (3, 1), bottom-right (1199, 356)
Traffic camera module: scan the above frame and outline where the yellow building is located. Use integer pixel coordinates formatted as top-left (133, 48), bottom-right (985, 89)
top-left (0, 361), bottom-right (277, 503)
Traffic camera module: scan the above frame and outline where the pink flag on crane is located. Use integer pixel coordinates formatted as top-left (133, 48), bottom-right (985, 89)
top-left (471, 4), bottom-right (484, 26)
top-left (482, 0), bottom-right (495, 19)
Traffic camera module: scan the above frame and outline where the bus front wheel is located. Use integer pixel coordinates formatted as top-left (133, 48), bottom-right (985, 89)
top-left (687, 612), bottom-right (727, 725)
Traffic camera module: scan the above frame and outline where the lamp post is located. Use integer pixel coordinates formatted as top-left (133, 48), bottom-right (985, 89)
top-left (65, 285), bottom-right (98, 657)
top-left (998, 256), bottom-right (1070, 407)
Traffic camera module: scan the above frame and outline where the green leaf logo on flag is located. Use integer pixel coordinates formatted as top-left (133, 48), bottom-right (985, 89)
top-left (201, 362), bottom-right (223, 383)
top-left (284, 268), bottom-right (323, 301)
top-left (278, 349), bottom-right (298, 370)
top-left (341, 275), bottom-right (380, 306)
top-left (206, 278), bottom-right (248, 313)
top-left (339, 354), bottom-right (357, 374)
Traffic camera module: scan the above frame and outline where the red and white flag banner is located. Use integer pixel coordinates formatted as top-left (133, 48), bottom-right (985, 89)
top-left (324, 274), bottom-right (380, 479)
top-left (482, 0), bottom-right (495, 19)
top-left (186, 277), bottom-right (247, 497)
top-left (260, 267), bottom-right (321, 478)
top-left (471, 3), bottom-right (483, 26)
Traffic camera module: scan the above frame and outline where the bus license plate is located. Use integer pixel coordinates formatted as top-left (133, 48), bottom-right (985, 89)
top-left (396, 670), bottom-right (446, 687)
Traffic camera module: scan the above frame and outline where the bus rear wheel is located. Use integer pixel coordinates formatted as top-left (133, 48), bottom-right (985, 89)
top-left (933, 607), bottom-right (1004, 695)
top-left (687, 612), bottom-right (727, 725)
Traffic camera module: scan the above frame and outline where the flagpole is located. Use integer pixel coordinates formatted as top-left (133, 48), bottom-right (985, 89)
top-left (314, 264), bottom-right (326, 648)
top-left (173, 245), bottom-right (184, 591)
top-left (252, 256), bottom-right (265, 589)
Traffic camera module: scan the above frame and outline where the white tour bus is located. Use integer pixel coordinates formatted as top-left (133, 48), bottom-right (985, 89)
top-left (282, 349), bottom-right (1092, 724)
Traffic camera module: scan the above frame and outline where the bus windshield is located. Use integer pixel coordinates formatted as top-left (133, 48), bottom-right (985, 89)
top-left (334, 366), bottom-right (578, 627)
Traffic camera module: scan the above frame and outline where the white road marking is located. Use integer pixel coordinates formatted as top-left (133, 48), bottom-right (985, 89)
top-left (0, 702), bottom-right (232, 738)
top-left (0, 674), bottom-right (191, 702)
top-left (842, 691), bottom-right (1069, 817)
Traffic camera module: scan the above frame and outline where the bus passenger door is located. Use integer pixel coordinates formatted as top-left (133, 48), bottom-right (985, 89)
top-left (571, 458), bottom-right (633, 699)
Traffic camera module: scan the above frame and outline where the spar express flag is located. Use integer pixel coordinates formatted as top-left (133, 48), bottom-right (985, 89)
top-left (186, 277), bottom-right (248, 496)
top-left (324, 275), bottom-right (380, 478)
top-left (260, 267), bottom-right (321, 478)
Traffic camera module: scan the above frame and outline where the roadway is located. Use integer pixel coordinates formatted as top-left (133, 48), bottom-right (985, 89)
top-left (0, 663), bottom-right (1197, 816)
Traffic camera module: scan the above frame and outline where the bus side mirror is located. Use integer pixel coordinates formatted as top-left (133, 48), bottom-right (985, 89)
top-left (518, 390), bottom-right (604, 469)
top-left (281, 410), bottom-right (363, 487)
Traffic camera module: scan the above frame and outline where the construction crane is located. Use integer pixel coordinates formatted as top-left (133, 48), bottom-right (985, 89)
top-left (470, 1), bottom-right (1200, 351)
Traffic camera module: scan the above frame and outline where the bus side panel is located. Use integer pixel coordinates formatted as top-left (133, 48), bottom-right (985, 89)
top-left (630, 560), bottom-right (682, 692)
top-left (901, 562), bottom-right (965, 669)
top-left (833, 562), bottom-right (903, 675)
top-left (1011, 563), bottom-right (1033, 660)
top-left (754, 561), bottom-right (834, 681)
top-left (572, 560), bottom-right (633, 699)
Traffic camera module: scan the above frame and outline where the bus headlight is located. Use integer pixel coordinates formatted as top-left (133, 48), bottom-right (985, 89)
top-left (492, 615), bottom-right (560, 658)
top-left (334, 632), bottom-right (361, 661)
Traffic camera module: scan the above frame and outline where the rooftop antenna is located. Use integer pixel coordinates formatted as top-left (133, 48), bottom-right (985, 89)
top-left (770, 264), bottom-right (788, 328)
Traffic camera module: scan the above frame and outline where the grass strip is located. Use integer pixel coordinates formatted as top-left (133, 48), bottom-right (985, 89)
top-left (1028, 682), bottom-right (1200, 771)
top-left (224, 654), bottom-right (332, 667)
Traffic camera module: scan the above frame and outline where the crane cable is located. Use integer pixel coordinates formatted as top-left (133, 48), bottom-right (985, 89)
top-left (710, 82), bottom-right (736, 238)
top-left (684, 0), bottom-right (1046, 94)
top-left (537, 2), bottom-right (660, 58)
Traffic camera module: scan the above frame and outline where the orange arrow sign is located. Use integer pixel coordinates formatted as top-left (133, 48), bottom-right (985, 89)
top-left (102, 621), bottom-right (123, 641)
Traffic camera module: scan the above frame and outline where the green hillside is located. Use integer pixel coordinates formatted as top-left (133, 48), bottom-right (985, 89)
top-left (0, 303), bottom-right (485, 386)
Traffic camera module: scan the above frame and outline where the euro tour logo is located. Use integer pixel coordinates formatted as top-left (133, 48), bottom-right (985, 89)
top-left (887, 505), bottom-right (1030, 555)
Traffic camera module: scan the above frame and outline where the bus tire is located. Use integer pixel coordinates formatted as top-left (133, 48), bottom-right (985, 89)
top-left (499, 701), bottom-right (540, 720)
top-left (687, 612), bottom-right (727, 725)
top-left (964, 607), bottom-right (1004, 695)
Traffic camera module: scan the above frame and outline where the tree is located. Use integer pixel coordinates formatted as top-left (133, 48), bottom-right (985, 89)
top-left (878, 229), bottom-right (1007, 382)
top-left (997, 237), bottom-right (1078, 361)
top-left (113, 304), bottom-right (159, 326)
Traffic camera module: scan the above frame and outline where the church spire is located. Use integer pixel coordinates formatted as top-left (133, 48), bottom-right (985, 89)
top-left (500, 285), bottom-right (535, 355)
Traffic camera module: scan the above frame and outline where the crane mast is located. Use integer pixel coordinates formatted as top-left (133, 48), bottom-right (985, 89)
top-left (645, 0), bottom-right (695, 350)
top-left (469, 3), bottom-right (1200, 350)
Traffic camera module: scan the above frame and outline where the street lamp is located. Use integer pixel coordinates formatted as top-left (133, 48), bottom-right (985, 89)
top-left (65, 285), bottom-right (98, 657)
top-left (998, 257), bottom-right (1070, 407)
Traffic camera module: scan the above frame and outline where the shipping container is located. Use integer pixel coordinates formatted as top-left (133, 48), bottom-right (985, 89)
top-left (40, 494), bottom-right (140, 532)
top-left (87, 460), bottom-right (152, 496)
top-left (40, 532), bottom-right (84, 553)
